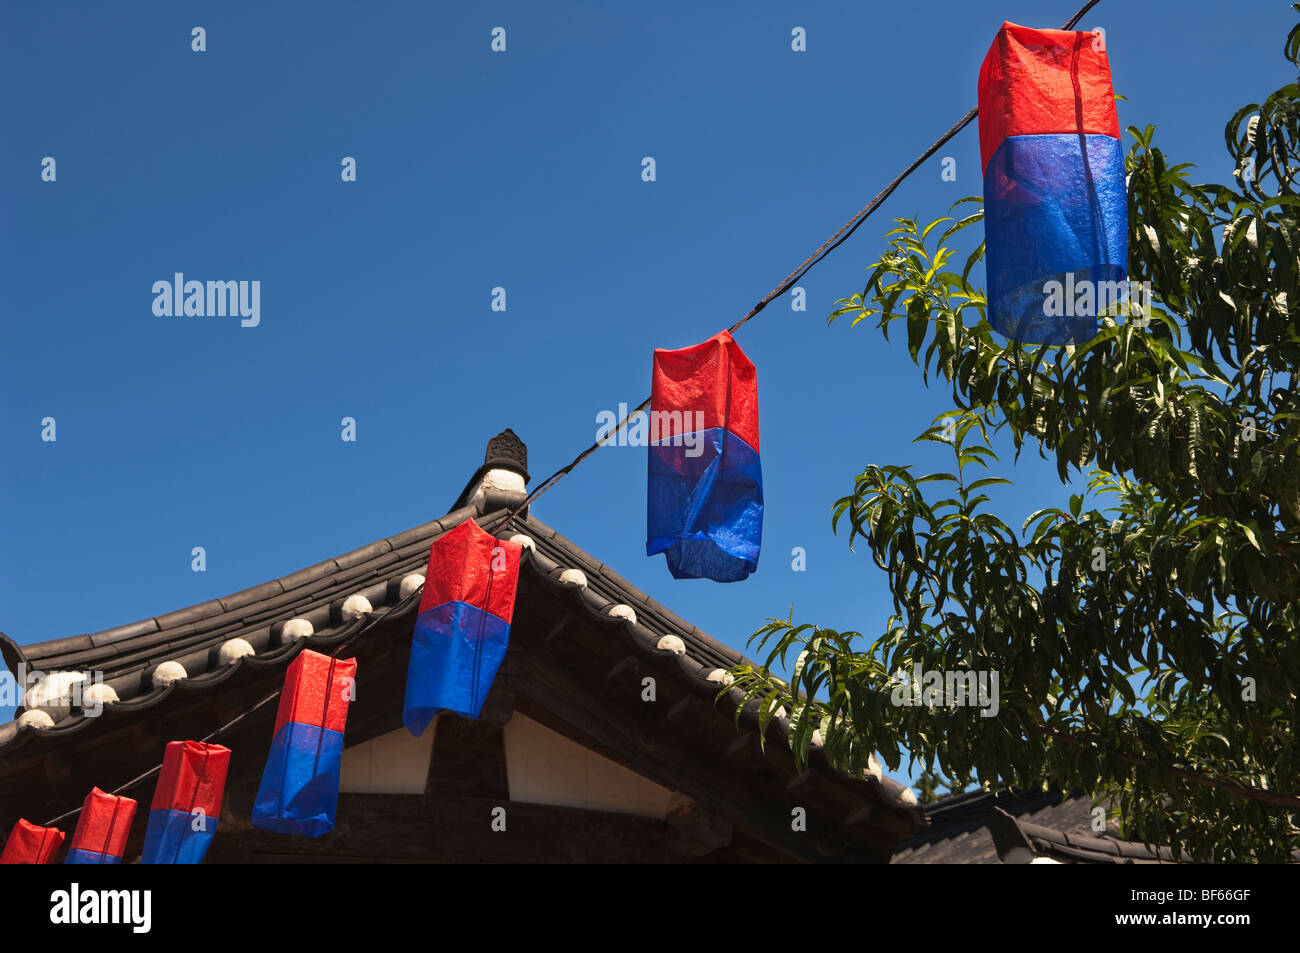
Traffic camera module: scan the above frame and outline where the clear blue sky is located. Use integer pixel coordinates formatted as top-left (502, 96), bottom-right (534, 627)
top-left (2, 1), bottom-right (1294, 789)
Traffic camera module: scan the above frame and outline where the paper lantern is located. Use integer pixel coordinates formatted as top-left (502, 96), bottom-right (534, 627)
top-left (251, 649), bottom-right (356, 837)
top-left (979, 21), bottom-right (1127, 344)
top-left (647, 330), bottom-right (762, 581)
top-left (64, 787), bottom-right (136, 864)
top-left (0, 819), bottom-right (65, 864)
top-left (141, 741), bottom-right (231, 863)
top-left (403, 519), bottom-right (521, 733)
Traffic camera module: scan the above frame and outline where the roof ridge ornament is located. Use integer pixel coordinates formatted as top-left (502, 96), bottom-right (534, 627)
top-left (454, 429), bottom-right (531, 515)
top-left (483, 428), bottom-right (529, 480)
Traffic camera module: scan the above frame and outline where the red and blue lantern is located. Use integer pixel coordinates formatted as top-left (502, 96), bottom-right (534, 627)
top-left (142, 741), bottom-right (230, 863)
top-left (64, 787), bottom-right (136, 864)
top-left (978, 21), bottom-right (1127, 344)
top-left (251, 649), bottom-right (356, 837)
top-left (1, 819), bottom-right (65, 864)
top-left (647, 330), bottom-right (762, 582)
top-left (403, 519), bottom-right (521, 733)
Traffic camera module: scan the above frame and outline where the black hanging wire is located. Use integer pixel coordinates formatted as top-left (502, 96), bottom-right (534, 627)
top-left (38, 510), bottom-right (517, 829)
top-left (497, 0), bottom-right (1103, 529)
top-left (172, 744), bottom-right (211, 864)
top-left (470, 548), bottom-right (495, 716)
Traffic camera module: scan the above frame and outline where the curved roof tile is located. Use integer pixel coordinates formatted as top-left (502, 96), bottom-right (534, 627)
top-left (0, 502), bottom-right (920, 818)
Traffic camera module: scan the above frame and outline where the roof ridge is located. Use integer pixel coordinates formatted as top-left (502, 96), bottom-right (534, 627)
top-left (513, 514), bottom-right (745, 670)
top-left (1, 505), bottom-right (482, 673)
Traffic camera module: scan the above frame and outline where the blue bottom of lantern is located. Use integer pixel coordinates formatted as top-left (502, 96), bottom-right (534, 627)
top-left (984, 133), bottom-right (1128, 345)
top-left (64, 848), bottom-right (122, 864)
top-left (250, 721), bottom-right (344, 837)
top-left (403, 601), bottom-right (511, 734)
top-left (141, 808), bottom-right (218, 864)
top-left (647, 427), bottom-right (763, 582)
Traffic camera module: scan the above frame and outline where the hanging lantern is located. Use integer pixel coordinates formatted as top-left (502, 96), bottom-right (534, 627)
top-left (0, 819), bottom-right (65, 864)
top-left (647, 330), bottom-right (762, 582)
top-left (251, 649), bottom-right (356, 837)
top-left (141, 741), bottom-right (231, 864)
top-left (64, 787), bottom-right (136, 864)
top-left (403, 519), bottom-right (521, 734)
top-left (978, 21), bottom-right (1127, 344)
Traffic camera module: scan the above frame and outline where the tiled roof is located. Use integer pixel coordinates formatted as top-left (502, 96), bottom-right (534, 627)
top-left (891, 787), bottom-right (1174, 863)
top-left (0, 501), bottom-right (489, 753)
top-left (0, 497), bottom-right (922, 821)
top-left (988, 804), bottom-right (1176, 863)
top-left (891, 788), bottom-right (1063, 863)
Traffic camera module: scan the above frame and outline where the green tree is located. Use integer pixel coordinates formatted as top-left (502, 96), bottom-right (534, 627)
top-left (914, 768), bottom-right (944, 806)
top-left (730, 13), bottom-right (1300, 862)
top-left (914, 767), bottom-right (972, 806)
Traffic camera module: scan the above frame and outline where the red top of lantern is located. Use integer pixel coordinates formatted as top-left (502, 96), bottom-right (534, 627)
top-left (271, 649), bottom-right (356, 737)
top-left (150, 740), bottom-right (231, 818)
top-left (0, 819), bottom-right (65, 864)
top-left (977, 21), bottom-right (1120, 173)
top-left (651, 330), bottom-right (760, 452)
top-left (68, 787), bottom-right (136, 858)
top-left (418, 518), bottom-right (521, 624)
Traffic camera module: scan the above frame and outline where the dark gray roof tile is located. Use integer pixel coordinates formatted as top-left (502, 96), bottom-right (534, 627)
top-left (0, 493), bottom-right (923, 835)
top-left (891, 788), bottom-right (1173, 863)
top-left (331, 539), bottom-right (394, 571)
top-left (218, 580), bottom-right (286, 612)
top-left (150, 600), bottom-right (226, 631)
top-left (384, 507), bottom-right (474, 550)
top-left (88, 619), bottom-right (160, 647)
top-left (275, 560), bottom-right (341, 592)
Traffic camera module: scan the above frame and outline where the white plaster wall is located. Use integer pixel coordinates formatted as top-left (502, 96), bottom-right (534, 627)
top-left (503, 714), bottom-right (675, 818)
top-left (339, 717), bottom-right (438, 794)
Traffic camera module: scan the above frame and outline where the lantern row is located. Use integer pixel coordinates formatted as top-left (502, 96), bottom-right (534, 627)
top-left (1, 17), bottom-right (1119, 862)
